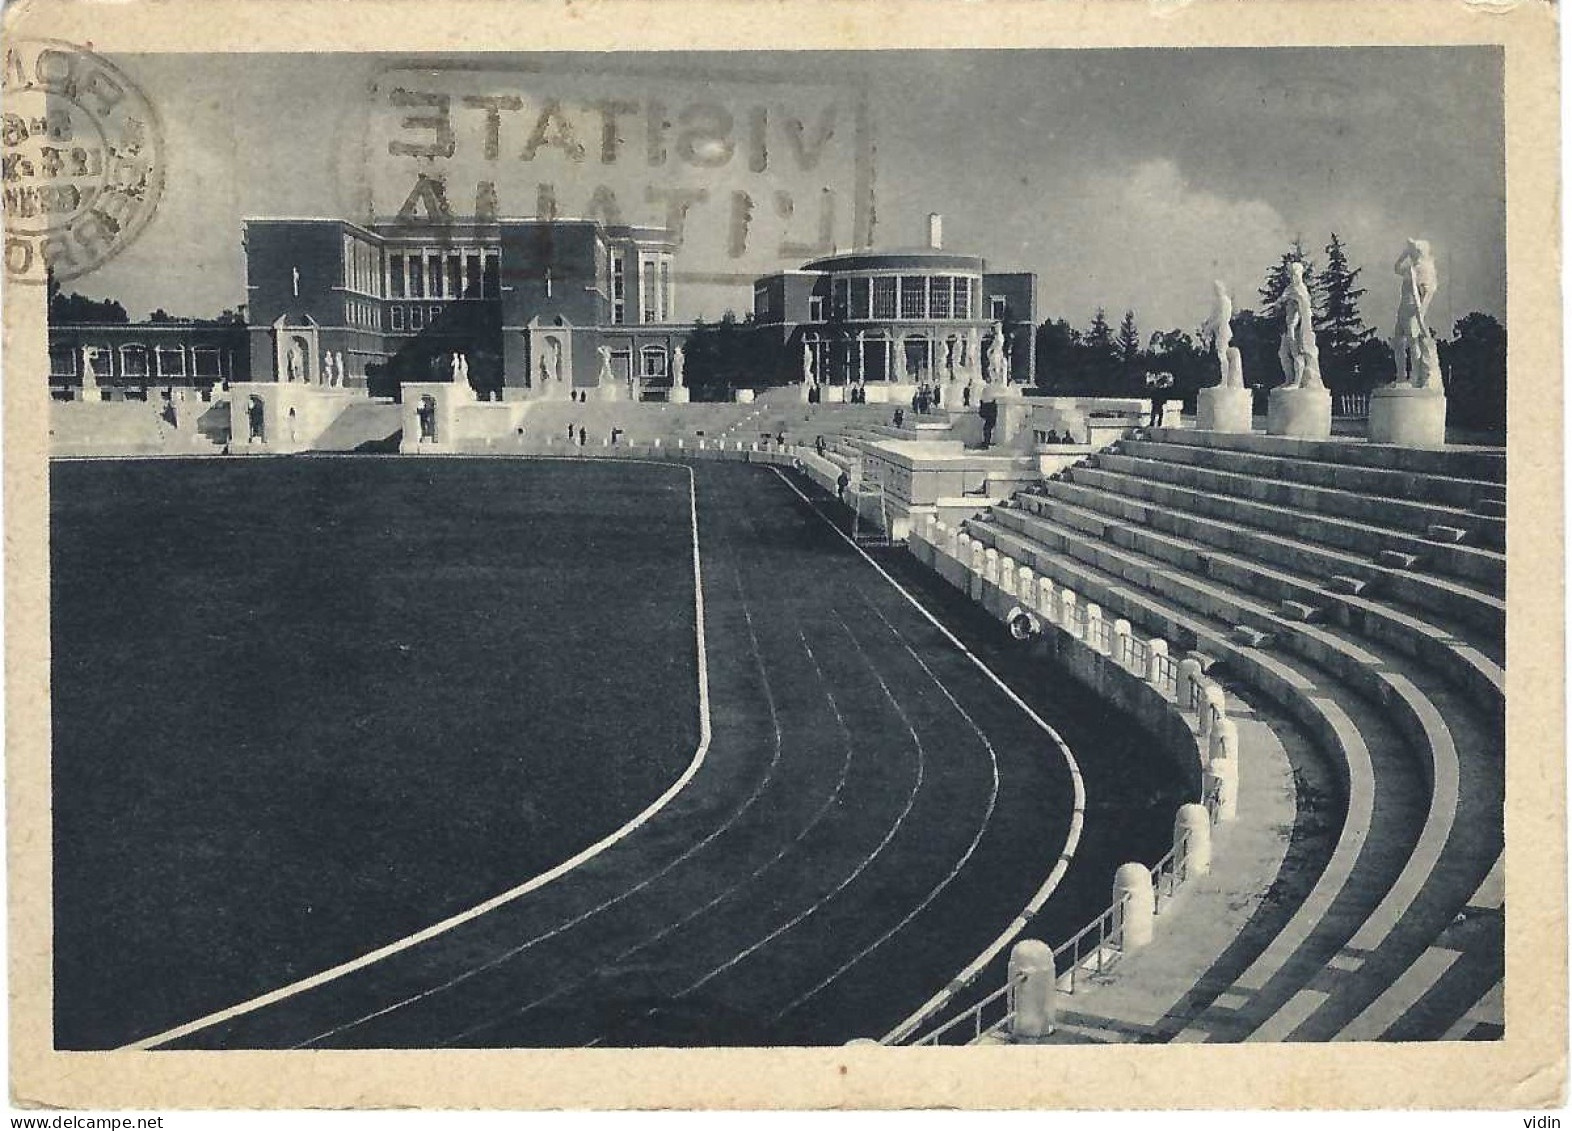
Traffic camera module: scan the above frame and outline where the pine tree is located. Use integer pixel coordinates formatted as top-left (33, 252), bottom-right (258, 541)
top-left (1117, 309), bottom-right (1142, 373)
top-left (1085, 307), bottom-right (1117, 386)
top-left (1316, 232), bottom-right (1376, 390)
top-left (1258, 237), bottom-right (1317, 311)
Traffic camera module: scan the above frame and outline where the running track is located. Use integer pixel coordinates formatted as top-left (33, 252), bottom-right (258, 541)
top-left (146, 461), bottom-right (1121, 1049)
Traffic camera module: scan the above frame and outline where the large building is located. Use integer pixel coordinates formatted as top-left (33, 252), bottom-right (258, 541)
top-left (242, 217), bottom-right (688, 400)
top-left (751, 221), bottom-right (1036, 389)
top-left (49, 213), bottom-right (1039, 399)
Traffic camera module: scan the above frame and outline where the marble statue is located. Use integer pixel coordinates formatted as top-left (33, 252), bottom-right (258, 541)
top-left (450, 352), bottom-right (463, 383)
top-left (945, 338), bottom-right (958, 382)
top-left (285, 344), bottom-right (303, 383)
top-left (1390, 238), bottom-right (1441, 389)
top-left (671, 346), bottom-right (686, 388)
top-left (1278, 261), bottom-right (1322, 389)
top-left (1202, 281), bottom-right (1237, 387)
top-left (459, 353), bottom-right (470, 383)
top-left (986, 323), bottom-right (1005, 384)
top-left (324, 351), bottom-right (336, 386)
top-left (597, 345), bottom-right (614, 383)
top-left (80, 346), bottom-right (98, 389)
top-left (967, 327), bottom-right (981, 381)
top-left (537, 355), bottom-right (549, 389)
top-left (1226, 346), bottom-right (1244, 388)
top-left (336, 352), bottom-right (348, 386)
top-left (802, 344), bottom-right (815, 385)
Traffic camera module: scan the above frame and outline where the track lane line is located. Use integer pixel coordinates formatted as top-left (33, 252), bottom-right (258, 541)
top-left (770, 596), bottom-right (1002, 1023)
top-left (763, 468), bottom-right (1087, 1045)
top-left (123, 461), bottom-right (711, 1051)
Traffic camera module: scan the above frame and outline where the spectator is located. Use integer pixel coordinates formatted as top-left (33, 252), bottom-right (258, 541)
top-left (578, 425), bottom-right (587, 446)
top-left (776, 430), bottom-right (786, 447)
top-left (963, 381), bottom-right (973, 408)
top-left (836, 469), bottom-right (850, 502)
top-left (893, 408), bottom-right (905, 428)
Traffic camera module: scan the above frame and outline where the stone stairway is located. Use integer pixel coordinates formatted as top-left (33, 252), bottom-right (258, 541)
top-left (957, 427), bottom-right (1505, 1042)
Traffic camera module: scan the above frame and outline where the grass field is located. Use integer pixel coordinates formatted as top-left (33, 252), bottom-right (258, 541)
top-left (52, 457), bottom-right (1190, 1050)
top-left (51, 457), bottom-right (699, 1049)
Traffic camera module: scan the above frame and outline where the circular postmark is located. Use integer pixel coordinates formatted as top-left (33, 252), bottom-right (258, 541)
top-left (2, 39), bottom-right (165, 284)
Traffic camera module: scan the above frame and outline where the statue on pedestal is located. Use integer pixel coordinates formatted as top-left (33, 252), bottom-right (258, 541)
top-left (1390, 238), bottom-right (1441, 390)
top-left (336, 351), bottom-right (348, 386)
top-left (802, 344), bottom-right (815, 387)
top-left (671, 346), bottom-right (686, 389)
top-left (1201, 281), bottom-right (1238, 387)
top-left (1277, 261), bottom-right (1323, 389)
top-left (986, 323), bottom-right (1006, 384)
top-left (597, 345), bottom-right (614, 385)
top-left (80, 347), bottom-right (99, 391)
top-left (945, 338), bottom-right (957, 383)
top-left (285, 344), bottom-right (303, 383)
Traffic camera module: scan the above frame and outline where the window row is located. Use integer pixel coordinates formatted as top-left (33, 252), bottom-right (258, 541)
top-left (343, 234), bottom-right (383, 297)
top-left (388, 304), bottom-right (451, 332)
top-left (823, 275), bottom-right (977, 322)
top-left (387, 248), bottom-right (501, 300)
top-left (346, 299), bottom-right (381, 329)
top-left (49, 343), bottom-right (227, 380)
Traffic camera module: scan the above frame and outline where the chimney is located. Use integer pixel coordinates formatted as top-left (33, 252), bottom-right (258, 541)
top-left (927, 213), bottom-right (943, 250)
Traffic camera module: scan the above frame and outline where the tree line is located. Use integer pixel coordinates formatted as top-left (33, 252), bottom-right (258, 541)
top-left (1034, 234), bottom-right (1506, 432)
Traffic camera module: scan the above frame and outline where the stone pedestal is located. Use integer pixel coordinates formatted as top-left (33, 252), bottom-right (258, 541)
top-left (1196, 385), bottom-right (1253, 433)
top-left (1367, 385), bottom-right (1446, 447)
top-left (669, 386), bottom-right (690, 404)
top-left (798, 381), bottom-right (812, 404)
top-left (734, 388), bottom-right (755, 404)
top-left (1266, 385), bottom-right (1332, 439)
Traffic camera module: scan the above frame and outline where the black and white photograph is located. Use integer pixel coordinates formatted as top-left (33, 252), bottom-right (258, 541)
top-left (3, 0), bottom-right (1562, 1115)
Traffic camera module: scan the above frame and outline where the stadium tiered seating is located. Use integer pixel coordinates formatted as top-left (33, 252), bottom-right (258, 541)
top-left (955, 427), bottom-right (1504, 1042)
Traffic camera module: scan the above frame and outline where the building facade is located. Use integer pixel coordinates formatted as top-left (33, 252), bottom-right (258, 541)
top-left (752, 247), bottom-right (1036, 388)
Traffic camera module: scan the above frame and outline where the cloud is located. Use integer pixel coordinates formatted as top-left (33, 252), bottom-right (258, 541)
top-left (1043, 158), bottom-right (1294, 333)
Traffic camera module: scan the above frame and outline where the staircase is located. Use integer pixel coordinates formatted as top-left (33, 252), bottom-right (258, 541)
top-left (958, 426), bottom-right (1505, 1042)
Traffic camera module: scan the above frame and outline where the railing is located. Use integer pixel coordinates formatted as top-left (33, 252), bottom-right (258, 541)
top-left (1051, 895), bottom-right (1129, 995)
top-left (907, 973), bottom-right (1023, 1047)
top-left (1121, 633), bottom-right (1148, 674)
top-left (1334, 392), bottom-right (1371, 419)
top-left (1088, 616), bottom-right (1112, 654)
top-left (1153, 651), bottom-right (1180, 698)
top-left (1150, 828), bottom-right (1192, 914)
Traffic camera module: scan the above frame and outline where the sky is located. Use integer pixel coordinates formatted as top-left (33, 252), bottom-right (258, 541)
top-left (69, 47), bottom-right (1504, 340)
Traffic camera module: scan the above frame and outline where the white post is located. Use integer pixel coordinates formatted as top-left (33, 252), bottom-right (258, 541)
top-left (1199, 683), bottom-right (1228, 746)
top-left (998, 556), bottom-right (1017, 595)
top-left (1206, 746), bottom-right (1239, 823)
top-left (1174, 803), bottom-right (1212, 877)
top-left (983, 548), bottom-right (999, 585)
top-left (1017, 566), bottom-right (1035, 602)
top-left (1037, 575), bottom-right (1056, 618)
top-left (1113, 618), bottom-right (1133, 669)
top-left (1114, 863), bottom-right (1156, 950)
top-left (1146, 638), bottom-right (1170, 689)
top-left (1058, 588), bottom-right (1079, 636)
top-left (971, 541), bottom-right (987, 575)
top-left (1008, 939), bottom-right (1057, 1042)
top-left (1085, 603), bottom-right (1106, 654)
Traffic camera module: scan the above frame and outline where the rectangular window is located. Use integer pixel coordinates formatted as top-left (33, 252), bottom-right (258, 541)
top-left (463, 253), bottom-right (480, 297)
top-left (482, 250), bottom-right (499, 297)
top-left (155, 345), bottom-right (186, 378)
top-left (900, 276), bottom-right (927, 319)
top-left (661, 258), bottom-right (672, 322)
top-left (953, 278), bottom-right (971, 319)
top-left (929, 276), bottom-right (951, 318)
top-left (850, 277), bottom-right (870, 320)
top-left (389, 254), bottom-right (405, 298)
top-left (426, 254), bottom-right (442, 299)
top-left (990, 295), bottom-right (1008, 321)
top-left (49, 344), bottom-right (77, 376)
top-left (408, 255), bottom-right (425, 299)
top-left (640, 255), bottom-right (659, 322)
top-left (409, 306), bottom-right (423, 330)
top-left (446, 254), bottom-right (463, 298)
top-left (390, 305), bottom-right (404, 330)
top-left (192, 348), bottom-right (223, 379)
top-left (808, 294), bottom-right (826, 322)
top-left (832, 278), bottom-right (850, 321)
top-left (611, 252), bottom-right (626, 325)
top-left (873, 276), bottom-right (896, 319)
top-left (120, 345), bottom-right (149, 377)
top-left (430, 305), bottom-right (442, 325)
top-left (343, 235), bottom-right (354, 288)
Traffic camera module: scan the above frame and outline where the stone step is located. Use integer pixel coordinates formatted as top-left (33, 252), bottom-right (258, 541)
top-left (1066, 465), bottom-right (1504, 593)
top-left (1328, 574), bottom-right (1371, 596)
top-left (1473, 498), bottom-right (1507, 518)
top-left (1003, 498), bottom-right (1504, 704)
top-left (1034, 475), bottom-right (1504, 642)
top-left (1120, 438), bottom-right (1506, 511)
top-left (1096, 451), bottom-right (1498, 546)
top-left (1232, 624), bottom-right (1273, 647)
top-left (1425, 525), bottom-right (1469, 544)
top-left (1376, 550), bottom-right (1421, 570)
top-left (1279, 599), bottom-right (1321, 622)
top-left (1145, 425), bottom-right (1506, 484)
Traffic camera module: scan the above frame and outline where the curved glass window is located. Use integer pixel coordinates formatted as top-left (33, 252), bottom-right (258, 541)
top-left (900, 276), bottom-right (926, 318)
top-left (872, 276), bottom-right (896, 319)
top-left (929, 276), bottom-right (951, 318)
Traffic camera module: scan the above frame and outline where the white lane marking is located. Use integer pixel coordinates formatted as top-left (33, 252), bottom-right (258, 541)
top-left (123, 461), bottom-right (711, 1051)
top-left (432, 572), bottom-right (808, 1048)
top-left (1440, 979), bottom-right (1503, 1040)
top-left (662, 611), bottom-right (929, 1002)
top-left (771, 597), bottom-right (1002, 1021)
top-left (764, 469), bottom-right (1086, 1046)
top-left (1334, 946), bottom-right (1461, 1042)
